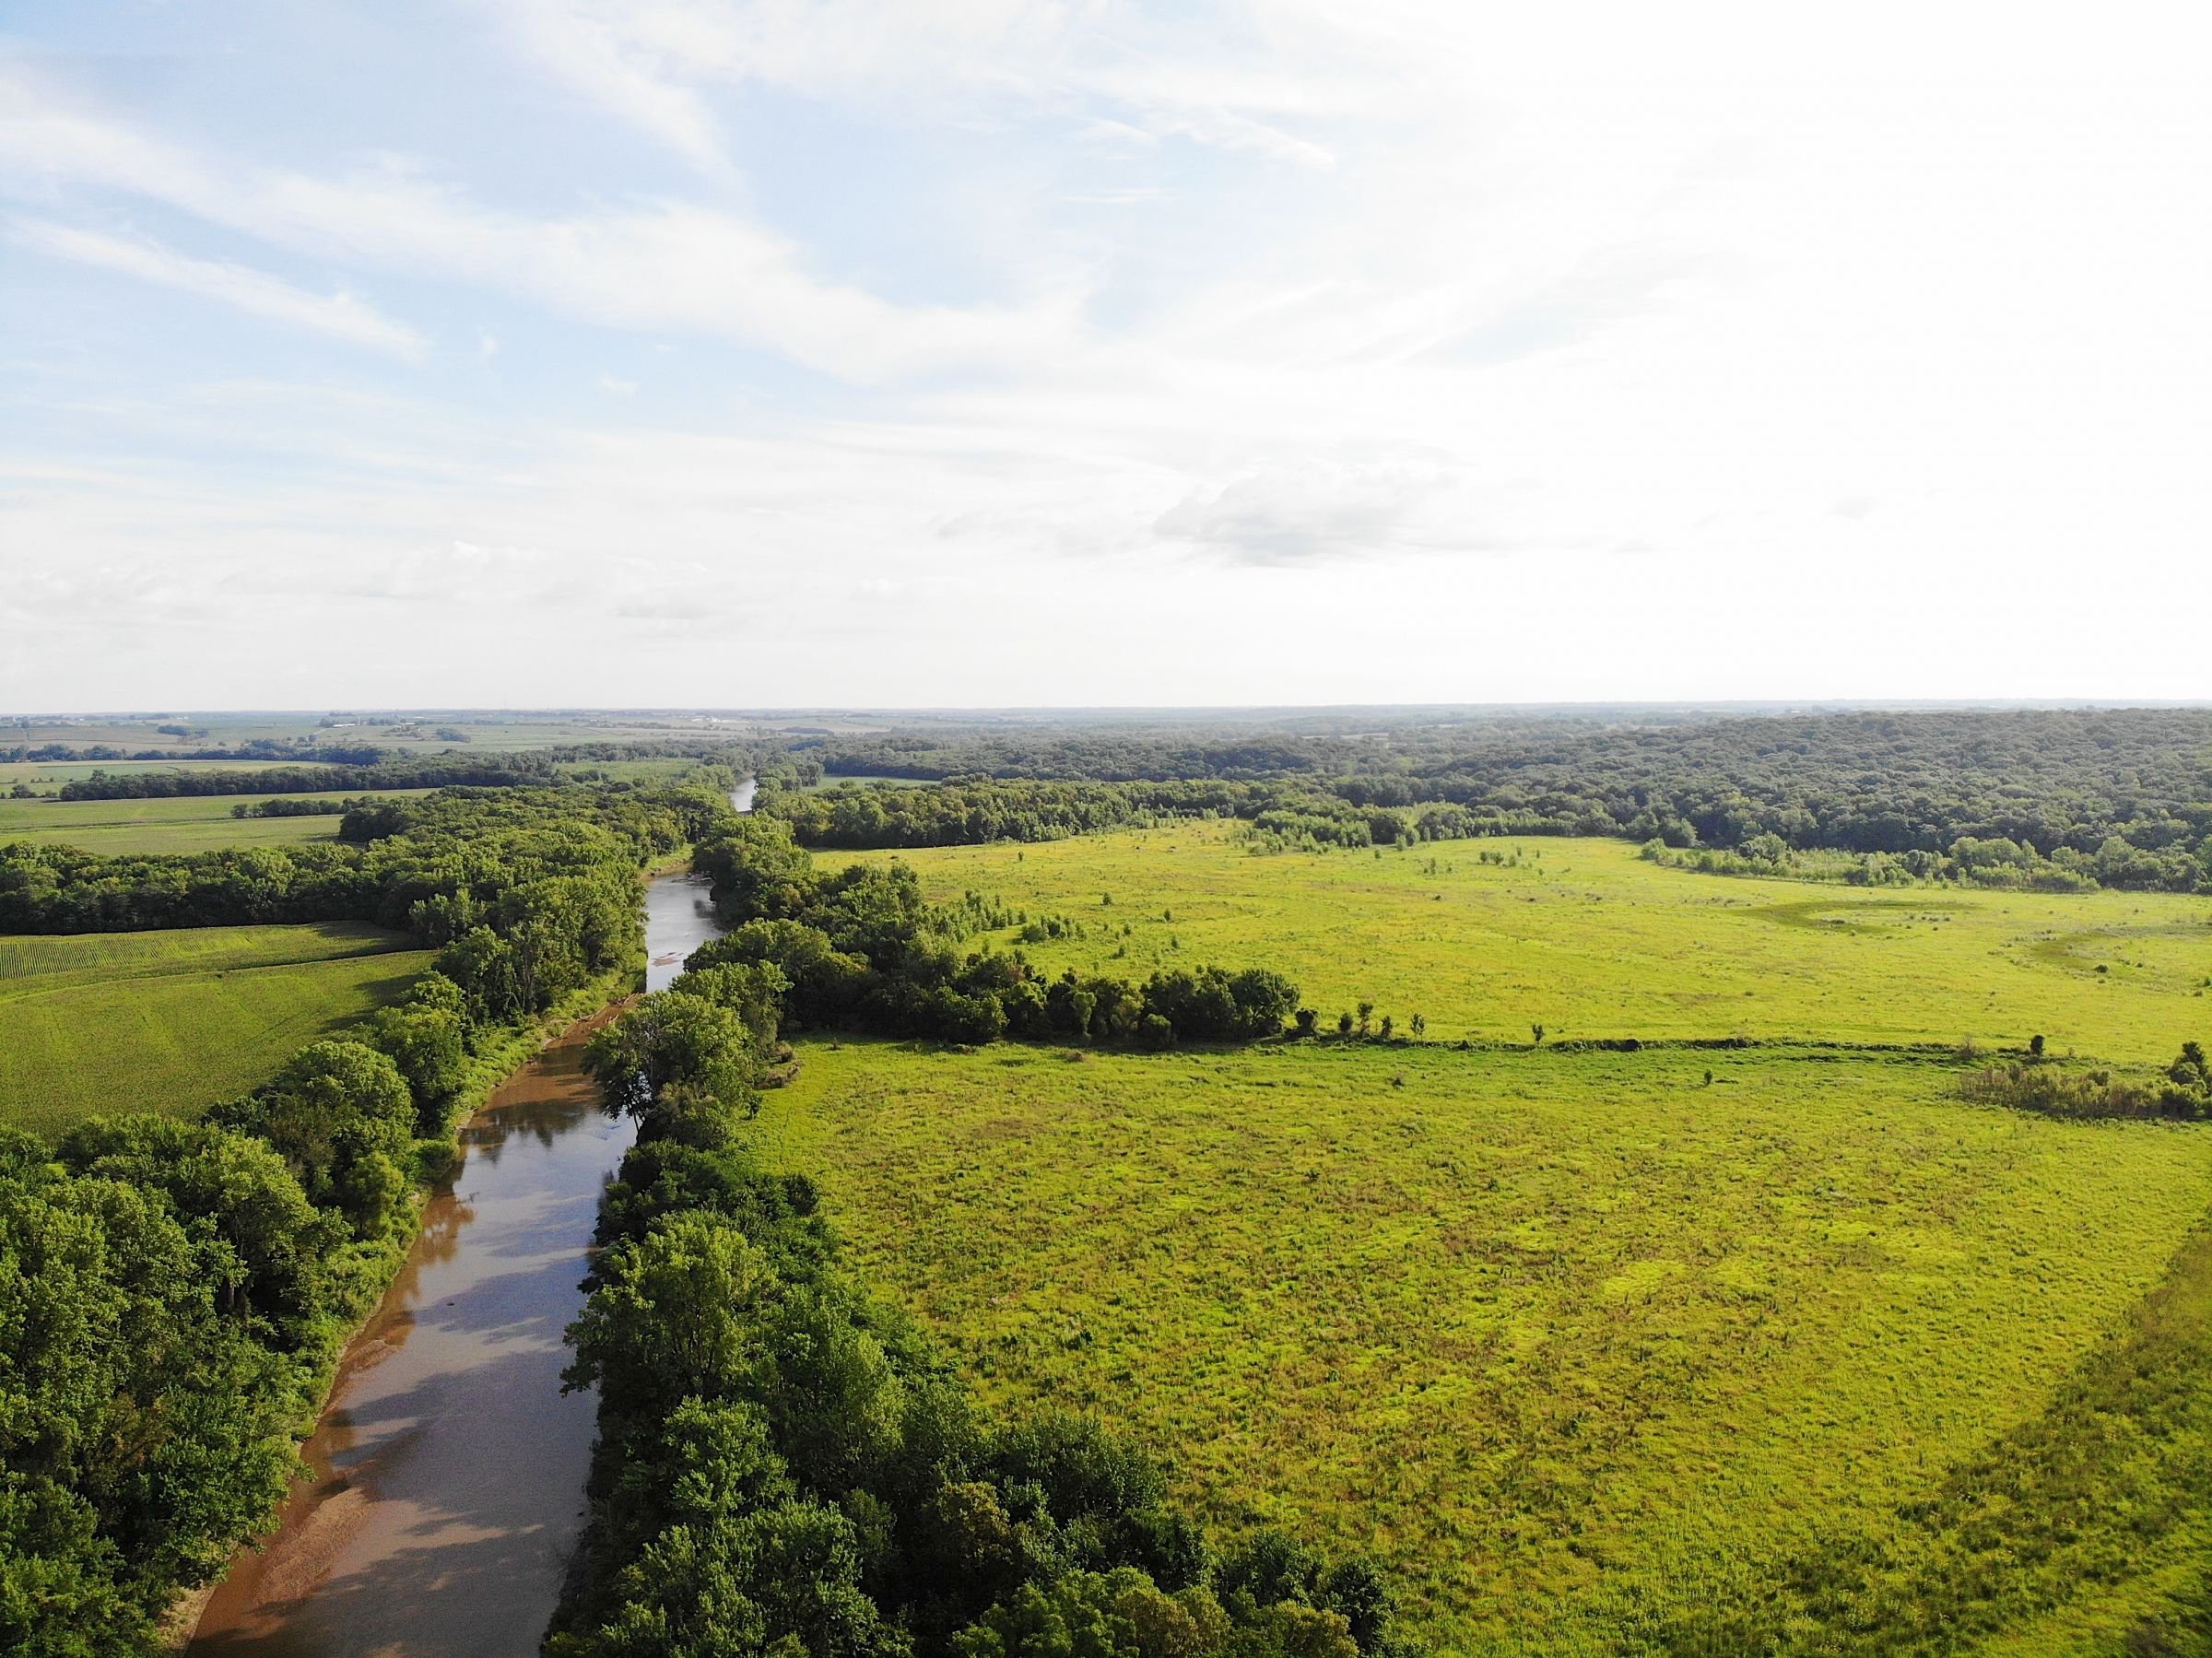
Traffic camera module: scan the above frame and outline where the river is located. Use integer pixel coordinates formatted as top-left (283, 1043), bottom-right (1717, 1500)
top-left (186, 785), bottom-right (746, 1658)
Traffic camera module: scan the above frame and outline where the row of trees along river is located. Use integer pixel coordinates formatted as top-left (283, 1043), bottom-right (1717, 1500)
top-left (183, 784), bottom-right (749, 1657)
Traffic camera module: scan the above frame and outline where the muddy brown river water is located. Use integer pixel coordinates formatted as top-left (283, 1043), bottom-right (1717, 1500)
top-left (187, 795), bottom-right (742, 1658)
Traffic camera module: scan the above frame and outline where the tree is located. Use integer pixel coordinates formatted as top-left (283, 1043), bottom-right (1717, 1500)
top-left (55, 1117), bottom-right (336, 1348)
top-left (586, 994), bottom-right (763, 1120)
top-left (219, 1041), bottom-right (416, 1238)
top-left (563, 1213), bottom-right (773, 1417)
top-left (359, 994), bottom-right (467, 1133)
top-left (1355, 1003), bottom-right (1373, 1039)
top-left (1336, 1012), bottom-right (1353, 1038)
top-left (1530, 1024), bottom-right (1546, 1047)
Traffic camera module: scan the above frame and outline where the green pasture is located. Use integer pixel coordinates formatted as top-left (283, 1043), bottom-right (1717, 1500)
top-left (829, 826), bottom-right (2212, 1062)
top-left (759, 1037), bottom-right (2212, 1654)
top-left (0, 788), bottom-right (435, 854)
top-left (0, 923), bottom-right (429, 1136)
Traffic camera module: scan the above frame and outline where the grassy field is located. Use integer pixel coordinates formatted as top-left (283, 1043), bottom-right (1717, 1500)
top-left (0, 923), bottom-right (430, 1136)
top-left (828, 826), bottom-right (2212, 1062)
top-left (759, 1037), bottom-right (2212, 1654)
top-left (804, 772), bottom-right (930, 790)
top-left (771, 827), bottom-right (2212, 1651)
top-left (0, 789), bottom-right (435, 854)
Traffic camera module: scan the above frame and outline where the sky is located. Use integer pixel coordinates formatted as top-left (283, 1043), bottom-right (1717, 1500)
top-left (3, 1), bottom-right (2209, 712)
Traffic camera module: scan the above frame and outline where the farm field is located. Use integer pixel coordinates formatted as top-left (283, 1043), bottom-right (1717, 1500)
top-left (0, 923), bottom-right (429, 1135)
top-left (828, 825), bottom-right (2212, 1062)
top-left (0, 788), bottom-right (434, 854)
top-left (758, 1036), bottom-right (2212, 1654)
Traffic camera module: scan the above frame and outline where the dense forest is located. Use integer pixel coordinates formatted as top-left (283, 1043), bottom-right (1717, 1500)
top-left (759, 710), bottom-right (2212, 891)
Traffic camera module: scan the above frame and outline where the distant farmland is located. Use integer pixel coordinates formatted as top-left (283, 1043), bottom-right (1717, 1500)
top-left (0, 923), bottom-right (429, 1135)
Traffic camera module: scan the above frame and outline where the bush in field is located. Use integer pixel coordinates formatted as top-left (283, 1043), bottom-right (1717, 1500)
top-left (1959, 1048), bottom-right (2211, 1121)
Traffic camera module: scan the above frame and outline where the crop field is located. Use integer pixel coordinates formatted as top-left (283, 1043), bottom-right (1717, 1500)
top-left (777, 827), bottom-right (2212, 1652)
top-left (828, 826), bottom-right (2212, 1062)
top-left (0, 923), bottom-right (429, 1136)
top-left (0, 789), bottom-right (434, 854)
top-left (760, 1037), bottom-right (2212, 1654)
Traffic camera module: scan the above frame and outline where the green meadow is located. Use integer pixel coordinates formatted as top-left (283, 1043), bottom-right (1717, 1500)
top-left (829, 825), bottom-right (2212, 1062)
top-left (0, 788), bottom-right (433, 854)
top-left (0, 923), bottom-right (429, 1135)
top-left (765, 826), bottom-right (2212, 1652)
top-left (759, 1037), bottom-right (2212, 1655)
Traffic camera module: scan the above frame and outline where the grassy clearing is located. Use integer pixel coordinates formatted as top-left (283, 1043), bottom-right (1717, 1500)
top-left (803, 772), bottom-right (931, 790)
top-left (0, 789), bottom-right (434, 854)
top-left (0, 923), bottom-right (429, 1136)
top-left (828, 826), bottom-right (2212, 1061)
top-left (757, 1037), bottom-right (2212, 1655)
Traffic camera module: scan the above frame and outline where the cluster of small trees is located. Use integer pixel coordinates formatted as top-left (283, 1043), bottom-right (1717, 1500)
top-left (690, 819), bottom-right (1300, 1048)
top-left (1959, 1043), bottom-right (2212, 1122)
top-left (1644, 831), bottom-right (2210, 894)
top-left (228, 794), bottom-right (373, 818)
top-left (557, 971), bottom-right (1403, 1658)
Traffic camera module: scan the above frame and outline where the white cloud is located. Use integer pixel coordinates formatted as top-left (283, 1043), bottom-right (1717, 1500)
top-left (0, 58), bottom-right (1075, 384)
top-left (5, 6), bottom-right (2212, 707)
top-left (8, 217), bottom-right (426, 358)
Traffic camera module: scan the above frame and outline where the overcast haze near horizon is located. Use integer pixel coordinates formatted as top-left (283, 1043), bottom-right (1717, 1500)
top-left (4, 2), bottom-right (2208, 713)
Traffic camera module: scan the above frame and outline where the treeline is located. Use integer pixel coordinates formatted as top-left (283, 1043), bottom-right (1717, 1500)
top-left (553, 966), bottom-right (1402, 1658)
top-left (1, 740), bottom-right (394, 766)
top-left (1641, 832), bottom-right (2209, 893)
top-left (53, 754), bottom-right (565, 800)
top-left (692, 818), bottom-right (1299, 1046)
top-left (1329, 708), bottom-right (2212, 874)
top-left (809, 732), bottom-right (1356, 782)
top-left (1960, 1044), bottom-right (2212, 1122)
top-left (41, 737), bottom-right (789, 804)
top-left (0, 785), bottom-right (727, 937)
top-left (0, 784), bottom-right (725, 1653)
top-left (229, 794), bottom-right (387, 818)
top-left (761, 778), bottom-right (1277, 850)
top-left (769, 710), bottom-right (2212, 891)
